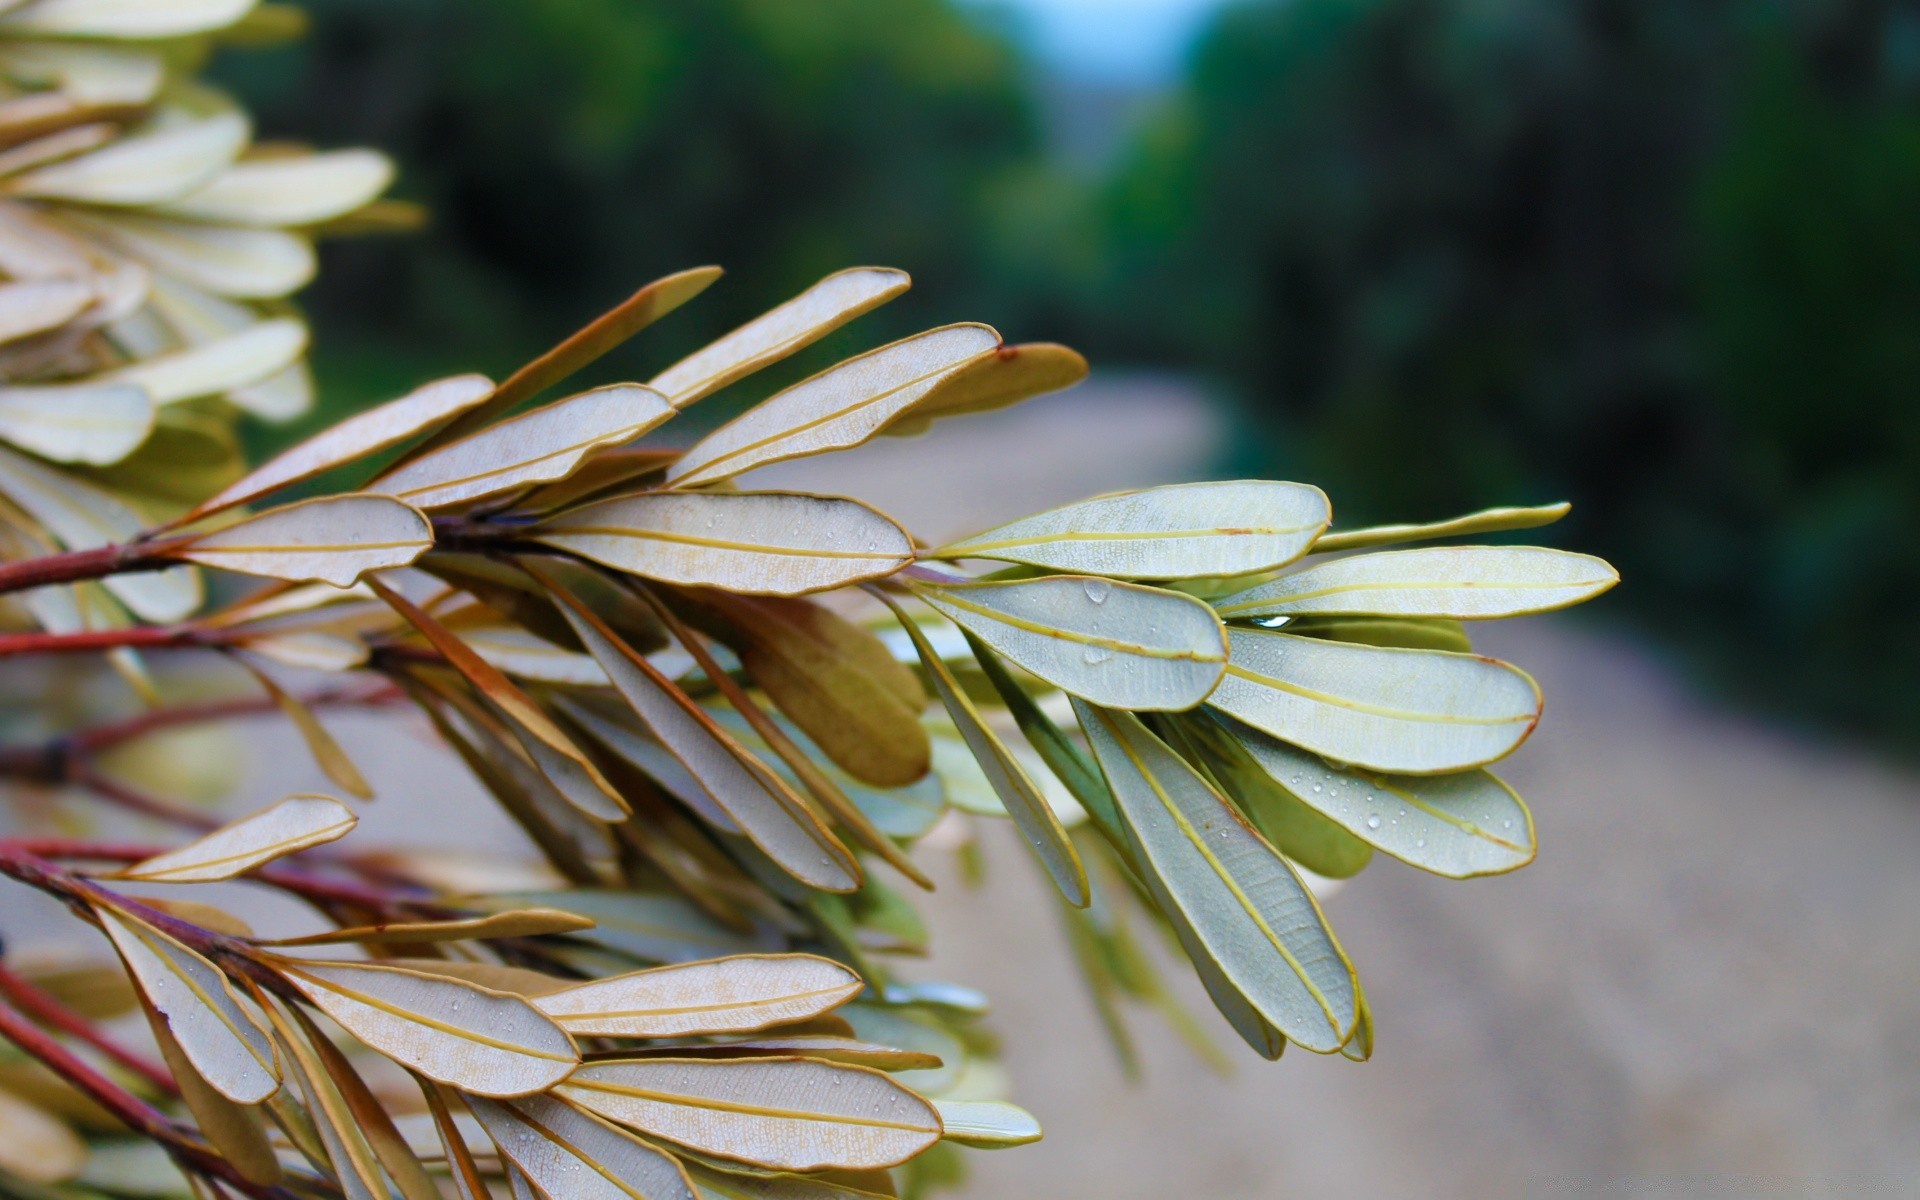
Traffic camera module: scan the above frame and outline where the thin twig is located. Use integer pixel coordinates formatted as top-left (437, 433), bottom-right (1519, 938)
top-left (0, 961), bottom-right (177, 1094)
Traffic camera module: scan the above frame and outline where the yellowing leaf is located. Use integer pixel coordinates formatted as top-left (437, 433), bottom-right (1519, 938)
top-left (534, 491), bottom-right (914, 597)
top-left (93, 903), bottom-right (280, 1103)
top-left (172, 494), bottom-right (431, 585)
top-left (0, 381), bottom-right (152, 465)
top-left (65, 210), bottom-right (314, 298)
top-left (112, 793), bottom-right (355, 883)
top-left (883, 341), bottom-right (1088, 435)
top-left (929, 1100), bottom-right (1041, 1149)
top-left (1214, 545), bottom-right (1618, 621)
top-left (264, 908), bottom-right (595, 947)
top-left (5, 110), bottom-right (244, 204)
top-left (369, 384), bottom-right (671, 510)
top-left (1225, 722), bottom-right (1535, 877)
top-left (182, 372), bottom-right (494, 522)
top-left (1076, 700), bottom-right (1358, 1052)
top-left (0, 1085), bottom-right (84, 1184)
top-left (104, 317), bottom-right (308, 403)
top-left (559, 1056), bottom-right (942, 1172)
top-left (533, 954), bottom-right (861, 1038)
top-left (667, 324), bottom-right (1000, 486)
top-left (882, 591), bottom-right (1085, 907)
top-left (650, 267), bottom-right (908, 409)
top-left (0, 0), bottom-right (255, 37)
top-left (158, 148), bottom-right (393, 226)
top-left (914, 576), bottom-right (1226, 711)
top-left (468, 1094), bottom-right (697, 1200)
top-left (1311, 502), bottom-right (1572, 553)
top-left (1207, 628), bottom-right (1542, 774)
top-left (271, 958), bottom-right (578, 1097)
top-left (934, 481), bottom-right (1330, 580)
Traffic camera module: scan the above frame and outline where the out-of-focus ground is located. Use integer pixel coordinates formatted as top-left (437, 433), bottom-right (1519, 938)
top-left (8, 377), bottom-right (1918, 1196)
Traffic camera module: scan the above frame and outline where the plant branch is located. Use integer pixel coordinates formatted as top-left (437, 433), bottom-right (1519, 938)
top-left (0, 624), bottom-right (211, 657)
top-left (0, 539), bottom-right (186, 596)
top-left (0, 961), bottom-right (176, 1094)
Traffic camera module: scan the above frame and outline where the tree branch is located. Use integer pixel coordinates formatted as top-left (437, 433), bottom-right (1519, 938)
top-left (0, 961), bottom-right (176, 1094)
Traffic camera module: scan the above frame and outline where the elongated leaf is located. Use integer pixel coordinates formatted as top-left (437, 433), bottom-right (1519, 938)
top-left (6, 110), bottom-right (244, 204)
top-left (883, 342), bottom-right (1088, 435)
top-left (1311, 502), bottom-right (1572, 553)
top-left (258, 1001), bottom-right (386, 1200)
top-left (469, 1094), bottom-right (697, 1200)
top-left (1215, 545), bottom-right (1618, 621)
top-left (93, 904), bottom-right (279, 1102)
top-left (684, 589), bottom-right (928, 788)
top-left (369, 384), bottom-right (671, 510)
top-left (1075, 700), bottom-right (1357, 1051)
top-left (0, 442), bottom-right (200, 620)
top-left (539, 571), bottom-right (860, 892)
top-left (881, 591), bottom-right (1085, 906)
top-left (172, 494), bottom-right (430, 585)
top-left (0, 1086), bottom-right (82, 1185)
top-left (0, 0), bottom-right (254, 37)
top-left (68, 210), bottom-right (314, 298)
top-left (650, 268), bottom-right (908, 408)
top-left (183, 373), bottom-right (494, 522)
top-left (159, 148), bottom-right (393, 226)
top-left (421, 1081), bottom-right (494, 1200)
top-left (914, 576), bottom-right (1226, 711)
top-left (265, 908), bottom-right (594, 948)
top-left (668, 324), bottom-right (999, 486)
top-left (231, 657), bottom-right (372, 796)
top-left (657, 1036), bottom-right (940, 1072)
top-left (464, 625), bottom-right (606, 684)
top-left (289, 1004), bottom-right (442, 1200)
top-left (271, 958), bottom-right (578, 1097)
top-left (0, 278), bottom-right (92, 344)
top-left (379, 959), bottom-right (573, 997)
top-left (421, 267), bottom-right (721, 454)
top-left (112, 794), bottom-right (355, 883)
top-left (962, 629), bottom-right (1120, 839)
top-left (533, 954), bottom-right (860, 1038)
top-left (493, 890), bottom-right (773, 964)
top-left (1207, 628), bottom-right (1542, 774)
top-left (929, 1100), bottom-right (1041, 1149)
top-left (934, 481), bottom-right (1330, 579)
top-left (555, 696), bottom-right (742, 833)
top-left (0, 380), bottom-right (152, 465)
top-left (105, 317), bottom-right (308, 403)
top-left (1286, 615), bottom-right (1472, 653)
top-left (560, 1056), bottom-right (941, 1172)
top-left (1225, 721), bottom-right (1534, 877)
top-left (535, 491), bottom-right (914, 596)
top-left (690, 1163), bottom-right (893, 1200)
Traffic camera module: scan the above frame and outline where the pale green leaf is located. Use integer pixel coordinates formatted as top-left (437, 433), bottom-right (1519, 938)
top-left (0, 277), bottom-right (91, 344)
top-left (1215, 545), bottom-right (1618, 621)
top-left (0, 380), bottom-right (151, 464)
top-left (104, 316), bottom-right (307, 403)
top-left (1310, 502), bottom-right (1572, 553)
top-left (64, 209), bottom-right (313, 298)
top-left (534, 491), bottom-right (913, 596)
top-left (929, 1100), bottom-right (1040, 1149)
top-left (667, 323), bottom-right (999, 486)
top-left (913, 575), bottom-right (1226, 711)
top-left (0, 0), bottom-right (255, 37)
top-left (144, 1012), bottom-right (281, 1186)
top-left (5, 110), bottom-right (244, 203)
top-left (650, 267), bottom-right (908, 409)
top-left (883, 341), bottom-right (1088, 435)
top-left (0, 40), bottom-right (164, 104)
top-left (933, 481), bottom-right (1330, 580)
top-left (111, 793), bottom-right (355, 882)
top-left (158, 148), bottom-right (393, 226)
top-left (1207, 628), bottom-right (1542, 773)
top-left (533, 954), bottom-right (861, 1039)
top-left (172, 494), bottom-right (431, 585)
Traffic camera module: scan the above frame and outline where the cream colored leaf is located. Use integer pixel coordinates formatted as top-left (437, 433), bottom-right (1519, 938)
top-left (0, 380), bottom-right (151, 464)
top-left (184, 374), bottom-right (494, 522)
top-left (668, 1036), bottom-right (940, 1072)
top-left (934, 481), bottom-right (1330, 580)
top-left (0, 441), bottom-right (200, 620)
top-left (650, 267), bottom-right (909, 409)
top-left (559, 1056), bottom-right (941, 1172)
top-left (667, 324), bottom-right (1000, 486)
top-left (65, 209), bottom-right (312, 298)
top-left (1215, 545), bottom-right (1618, 621)
top-left (534, 491), bottom-right (913, 596)
top-left (1224, 721), bottom-right (1535, 877)
top-left (882, 590), bottom-right (1085, 906)
top-left (544, 576), bottom-right (861, 891)
top-left (369, 383), bottom-right (671, 510)
top-left (172, 494), bottom-right (431, 585)
top-left (5, 110), bottom-right (244, 203)
top-left (113, 793), bottom-right (355, 883)
top-left (265, 908), bottom-right (594, 948)
top-left (378, 958), bottom-right (573, 998)
top-left (929, 1100), bottom-right (1040, 1149)
top-left (533, 954), bottom-right (860, 1039)
top-left (234, 630), bottom-right (369, 671)
top-left (258, 1001), bottom-right (386, 1200)
top-left (468, 1094), bottom-right (697, 1200)
top-left (1311, 502), bottom-right (1572, 553)
top-left (0, 0), bottom-right (255, 37)
top-left (104, 316), bottom-right (307, 403)
top-left (1207, 627), bottom-right (1542, 773)
top-left (914, 575), bottom-right (1226, 711)
top-left (0, 40), bottom-right (163, 104)
top-left (145, 1009), bottom-right (281, 1186)
top-left (0, 1085), bottom-right (84, 1184)
top-left (1075, 700), bottom-right (1358, 1052)
top-left (159, 148), bottom-right (393, 226)
top-left (93, 903), bottom-right (279, 1102)
top-left (0, 278), bottom-right (91, 344)
top-left (465, 625), bottom-right (608, 685)
top-left (272, 958), bottom-right (578, 1097)
top-left (884, 341), bottom-right (1088, 434)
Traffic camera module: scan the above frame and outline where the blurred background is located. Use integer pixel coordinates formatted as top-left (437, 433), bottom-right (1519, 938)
top-left (207, 1), bottom-right (1920, 1192)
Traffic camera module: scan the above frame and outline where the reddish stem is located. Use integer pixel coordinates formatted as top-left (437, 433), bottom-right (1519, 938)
top-left (0, 961), bottom-right (176, 1094)
top-left (67, 684), bottom-right (403, 756)
top-left (0, 624), bottom-right (209, 657)
top-left (0, 540), bottom-right (184, 595)
top-left (70, 763), bottom-right (220, 831)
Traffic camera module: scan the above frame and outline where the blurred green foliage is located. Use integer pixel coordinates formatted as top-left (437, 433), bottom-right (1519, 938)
top-left (221, 0), bottom-right (1920, 744)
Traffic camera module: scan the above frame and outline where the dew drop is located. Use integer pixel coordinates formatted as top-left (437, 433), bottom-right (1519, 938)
top-left (1502, 819), bottom-right (1513, 830)
top-left (1082, 578), bottom-right (1111, 604)
top-left (1415, 838), bottom-right (1427, 849)
top-left (1365, 813), bottom-right (1381, 830)
top-left (1082, 645), bottom-right (1112, 665)
top-left (1311, 783), bottom-right (1323, 793)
